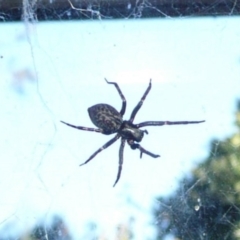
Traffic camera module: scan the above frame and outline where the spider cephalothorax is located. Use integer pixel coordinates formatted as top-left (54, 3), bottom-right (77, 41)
top-left (61, 79), bottom-right (205, 187)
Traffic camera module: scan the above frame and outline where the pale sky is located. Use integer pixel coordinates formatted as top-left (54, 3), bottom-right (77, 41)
top-left (0, 17), bottom-right (240, 239)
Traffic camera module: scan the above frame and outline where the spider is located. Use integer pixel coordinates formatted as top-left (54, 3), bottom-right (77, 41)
top-left (61, 79), bottom-right (205, 187)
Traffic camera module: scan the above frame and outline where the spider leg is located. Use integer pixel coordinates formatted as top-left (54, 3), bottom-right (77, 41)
top-left (136, 120), bottom-right (205, 128)
top-left (127, 139), bottom-right (160, 158)
top-left (60, 121), bottom-right (102, 133)
top-left (113, 138), bottom-right (126, 187)
top-left (129, 79), bottom-right (152, 123)
top-left (105, 78), bottom-right (126, 116)
top-left (79, 134), bottom-right (120, 166)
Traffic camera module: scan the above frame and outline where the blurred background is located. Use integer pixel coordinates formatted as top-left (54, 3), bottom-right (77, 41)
top-left (0, 0), bottom-right (240, 239)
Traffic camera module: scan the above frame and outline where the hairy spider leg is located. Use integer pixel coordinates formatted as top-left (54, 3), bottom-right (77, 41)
top-left (60, 121), bottom-right (102, 133)
top-left (105, 78), bottom-right (126, 116)
top-left (136, 120), bottom-right (205, 128)
top-left (129, 79), bottom-right (152, 123)
top-left (79, 134), bottom-right (120, 166)
top-left (127, 139), bottom-right (160, 159)
top-left (113, 138), bottom-right (126, 187)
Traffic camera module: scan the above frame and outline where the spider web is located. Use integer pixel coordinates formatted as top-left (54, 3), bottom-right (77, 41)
top-left (0, 0), bottom-right (240, 239)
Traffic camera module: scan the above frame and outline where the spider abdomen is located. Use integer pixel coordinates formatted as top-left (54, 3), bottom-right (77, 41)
top-left (88, 104), bottom-right (123, 134)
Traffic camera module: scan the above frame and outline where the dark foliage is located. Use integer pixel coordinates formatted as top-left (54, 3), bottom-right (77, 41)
top-left (154, 100), bottom-right (240, 240)
top-left (31, 216), bottom-right (72, 240)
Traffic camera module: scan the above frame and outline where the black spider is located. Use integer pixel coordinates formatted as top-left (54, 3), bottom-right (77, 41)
top-left (61, 79), bottom-right (205, 187)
